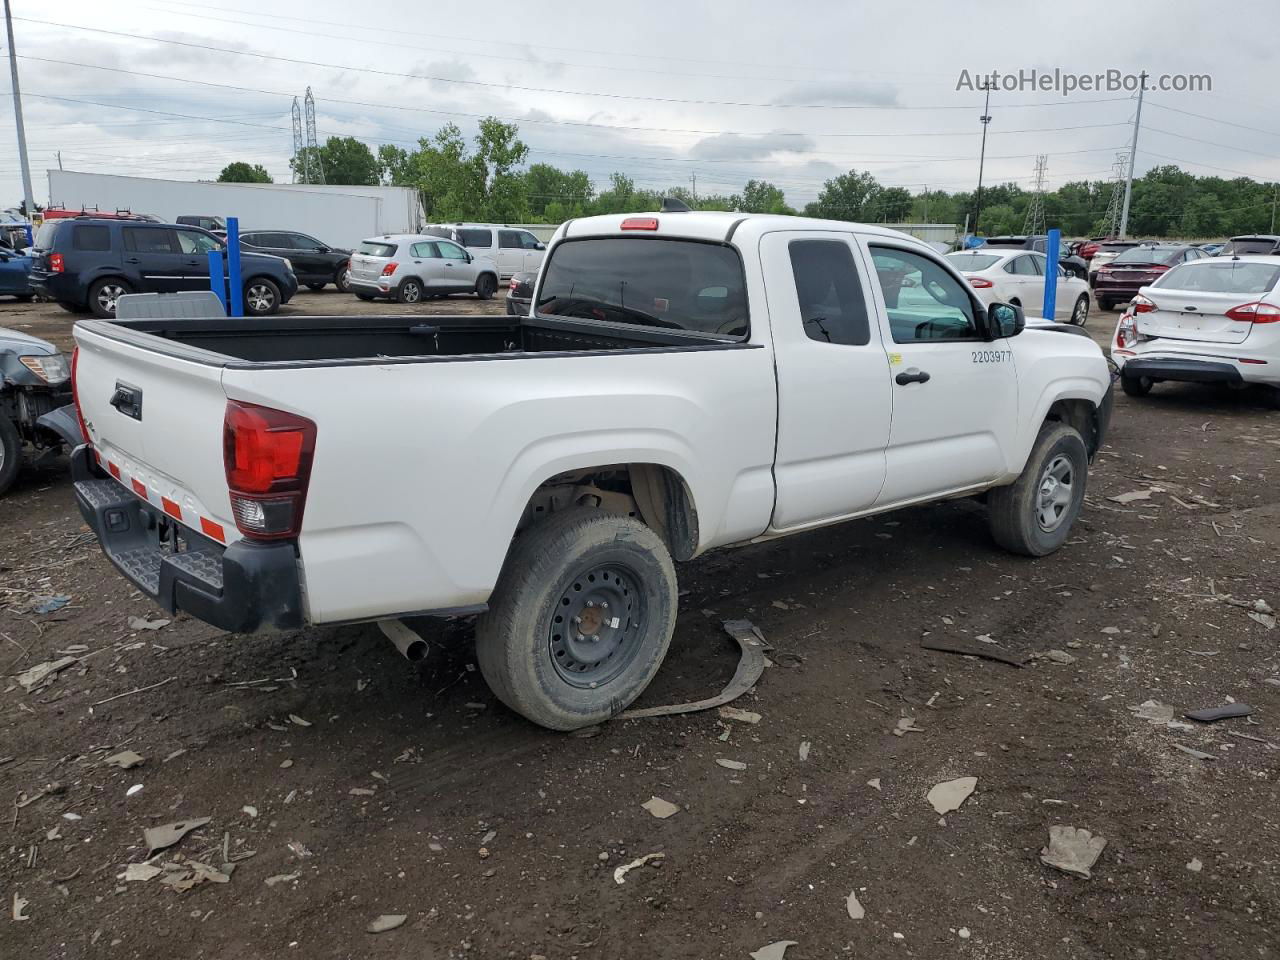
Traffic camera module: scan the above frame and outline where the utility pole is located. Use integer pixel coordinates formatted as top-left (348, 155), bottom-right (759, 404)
top-left (4, 0), bottom-right (37, 220)
top-left (1118, 72), bottom-right (1147, 239)
top-left (56, 150), bottom-right (62, 171)
top-left (690, 172), bottom-right (697, 206)
top-left (922, 184), bottom-right (929, 224)
top-left (972, 79), bottom-right (993, 237)
top-left (1271, 184), bottom-right (1277, 233)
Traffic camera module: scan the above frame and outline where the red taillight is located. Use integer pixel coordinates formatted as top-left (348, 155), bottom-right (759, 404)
top-left (70, 347), bottom-right (91, 449)
top-left (223, 400), bottom-right (317, 541)
top-left (620, 217), bottom-right (659, 231)
top-left (1131, 295), bottom-right (1156, 314)
top-left (967, 277), bottom-right (994, 289)
top-left (1225, 301), bottom-right (1280, 323)
top-left (380, 262), bottom-right (398, 277)
top-left (1150, 264), bottom-right (1170, 273)
top-left (49, 253), bottom-right (65, 273)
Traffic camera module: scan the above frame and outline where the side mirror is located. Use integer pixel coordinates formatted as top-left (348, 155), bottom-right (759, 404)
top-left (465, 252), bottom-right (474, 263)
top-left (316, 246), bottom-right (329, 253)
top-left (988, 302), bottom-right (1025, 339)
top-left (535, 242), bottom-right (545, 251)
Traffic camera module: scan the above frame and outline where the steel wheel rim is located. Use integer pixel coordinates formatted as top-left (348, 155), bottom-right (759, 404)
top-left (1073, 297), bottom-right (1087, 324)
top-left (1036, 453), bottom-right (1074, 532)
top-left (403, 283), bottom-right (421, 303)
top-left (338, 270), bottom-right (351, 292)
top-left (548, 563), bottom-right (645, 688)
top-left (98, 284), bottom-right (124, 313)
top-left (247, 284), bottom-right (274, 312)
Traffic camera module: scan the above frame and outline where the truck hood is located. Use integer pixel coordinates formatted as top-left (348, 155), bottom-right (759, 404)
top-left (0, 326), bottom-right (58, 355)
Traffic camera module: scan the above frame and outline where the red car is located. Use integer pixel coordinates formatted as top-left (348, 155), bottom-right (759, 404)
top-left (1092, 244), bottom-right (1208, 310)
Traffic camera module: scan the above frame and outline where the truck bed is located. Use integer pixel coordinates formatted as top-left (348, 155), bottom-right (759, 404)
top-left (79, 314), bottom-right (743, 367)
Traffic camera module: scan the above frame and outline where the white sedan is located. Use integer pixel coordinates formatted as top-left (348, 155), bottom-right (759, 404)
top-left (946, 249), bottom-right (1091, 325)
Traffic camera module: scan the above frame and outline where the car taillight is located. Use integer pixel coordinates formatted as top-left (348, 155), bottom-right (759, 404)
top-left (620, 217), bottom-right (659, 230)
top-left (223, 400), bottom-right (316, 541)
top-left (381, 262), bottom-right (398, 277)
top-left (967, 277), bottom-right (994, 288)
top-left (1150, 264), bottom-right (1170, 272)
top-left (49, 253), bottom-right (64, 273)
top-left (1225, 301), bottom-right (1280, 323)
top-left (70, 347), bottom-right (91, 449)
top-left (1131, 295), bottom-right (1156, 314)
top-left (1115, 313), bottom-right (1140, 349)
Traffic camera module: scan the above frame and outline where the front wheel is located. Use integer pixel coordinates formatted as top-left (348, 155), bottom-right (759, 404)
top-left (476, 508), bottom-right (678, 731)
top-left (1070, 294), bottom-right (1089, 326)
top-left (1121, 374), bottom-right (1153, 397)
top-left (335, 265), bottom-right (351, 293)
top-left (475, 274), bottom-right (497, 300)
top-left (0, 414), bottom-right (22, 495)
top-left (244, 277), bottom-right (282, 315)
top-left (988, 422), bottom-right (1088, 557)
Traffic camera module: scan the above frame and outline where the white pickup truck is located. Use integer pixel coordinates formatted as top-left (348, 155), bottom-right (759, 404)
top-left (70, 211), bottom-right (1113, 730)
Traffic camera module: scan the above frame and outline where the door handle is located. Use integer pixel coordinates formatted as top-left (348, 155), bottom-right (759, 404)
top-left (895, 367), bottom-right (931, 385)
top-left (444, 263), bottom-right (454, 267)
top-left (125, 257), bottom-right (141, 264)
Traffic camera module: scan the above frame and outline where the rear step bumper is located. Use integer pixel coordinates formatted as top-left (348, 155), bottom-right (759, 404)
top-left (1121, 357), bottom-right (1243, 385)
top-left (70, 447), bottom-right (304, 633)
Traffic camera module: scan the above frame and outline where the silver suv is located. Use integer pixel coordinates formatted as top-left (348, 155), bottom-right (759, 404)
top-left (346, 234), bottom-right (500, 303)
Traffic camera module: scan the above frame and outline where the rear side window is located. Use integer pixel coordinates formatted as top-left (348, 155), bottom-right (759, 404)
top-left (1220, 238), bottom-right (1280, 256)
top-left (789, 239), bottom-right (870, 346)
top-left (1005, 255), bottom-right (1040, 276)
top-left (422, 227), bottom-right (454, 240)
top-left (357, 241), bottom-right (397, 257)
top-left (410, 241), bottom-right (438, 258)
top-left (538, 237), bottom-right (749, 338)
top-left (72, 225), bottom-right (111, 251)
top-left (35, 223), bottom-right (59, 249)
top-left (123, 227), bottom-right (178, 254)
top-left (1154, 260), bottom-right (1280, 294)
top-left (458, 229), bottom-right (492, 248)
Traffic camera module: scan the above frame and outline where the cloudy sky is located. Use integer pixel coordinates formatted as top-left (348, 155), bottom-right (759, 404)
top-left (2, 0), bottom-right (1277, 213)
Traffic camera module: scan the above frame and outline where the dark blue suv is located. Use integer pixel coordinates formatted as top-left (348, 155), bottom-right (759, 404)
top-left (30, 218), bottom-right (298, 317)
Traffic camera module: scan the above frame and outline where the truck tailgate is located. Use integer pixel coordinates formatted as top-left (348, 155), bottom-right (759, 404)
top-left (74, 326), bottom-right (236, 545)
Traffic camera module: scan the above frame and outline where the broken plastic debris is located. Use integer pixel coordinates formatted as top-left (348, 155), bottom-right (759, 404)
top-left (750, 941), bottom-right (798, 960)
top-left (1184, 704), bottom-right (1252, 723)
top-left (718, 706), bottom-right (762, 725)
top-left (242, 806), bottom-right (259, 818)
top-left (120, 863), bottom-right (163, 882)
top-left (893, 716), bottom-right (923, 736)
top-left (1130, 700), bottom-right (1176, 724)
top-left (287, 841), bottom-right (313, 858)
top-left (17, 657), bottom-right (77, 692)
top-left (367, 915), bottom-right (407, 934)
top-left (144, 817), bottom-right (211, 857)
top-left (265, 873), bottom-right (300, 887)
top-left (1187, 858), bottom-right (1203, 873)
top-left (1171, 743), bottom-right (1216, 761)
top-left (867, 778), bottom-right (881, 792)
top-left (12, 892), bottom-right (30, 922)
top-left (349, 787), bottom-right (376, 797)
top-left (613, 852), bottom-right (665, 884)
top-left (126, 784), bottom-right (144, 798)
top-left (287, 714), bottom-right (312, 727)
top-left (846, 890), bottom-right (865, 920)
top-left (1039, 825), bottom-right (1107, 879)
top-left (798, 741), bottom-right (811, 761)
top-left (1035, 649), bottom-right (1077, 665)
top-left (715, 758), bottom-right (747, 771)
top-left (103, 751), bottom-right (145, 770)
top-left (127, 615), bottom-right (170, 631)
top-left (641, 796), bottom-right (680, 819)
top-left (33, 595), bottom-right (71, 614)
top-left (927, 777), bottom-right (977, 815)
top-left (1108, 489), bottom-right (1155, 504)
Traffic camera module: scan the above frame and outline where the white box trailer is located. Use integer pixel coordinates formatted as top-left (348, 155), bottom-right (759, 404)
top-left (46, 171), bottom-right (423, 250)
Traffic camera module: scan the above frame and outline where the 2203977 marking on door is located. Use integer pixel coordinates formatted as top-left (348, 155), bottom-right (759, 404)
top-left (972, 350), bottom-right (1013, 363)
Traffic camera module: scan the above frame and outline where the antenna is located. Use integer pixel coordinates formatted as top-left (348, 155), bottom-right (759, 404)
top-left (291, 97), bottom-right (304, 184)
top-left (1022, 154), bottom-right (1048, 235)
top-left (304, 87), bottom-right (324, 185)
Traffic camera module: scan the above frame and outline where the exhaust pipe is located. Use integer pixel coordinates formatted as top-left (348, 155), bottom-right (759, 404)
top-left (378, 619), bottom-right (428, 662)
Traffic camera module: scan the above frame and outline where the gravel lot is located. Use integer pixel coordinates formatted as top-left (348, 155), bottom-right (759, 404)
top-left (2, 292), bottom-right (1278, 959)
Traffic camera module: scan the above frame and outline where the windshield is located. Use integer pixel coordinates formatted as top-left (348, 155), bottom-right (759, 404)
top-left (1220, 238), bottom-right (1279, 256)
top-left (1113, 246), bottom-right (1180, 264)
top-left (945, 253), bottom-right (1001, 271)
top-left (1154, 260), bottom-right (1280, 294)
top-left (357, 241), bottom-right (397, 257)
top-left (537, 237), bottom-right (749, 338)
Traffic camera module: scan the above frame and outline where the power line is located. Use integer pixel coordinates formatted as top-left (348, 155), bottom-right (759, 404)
top-left (1145, 100), bottom-right (1280, 139)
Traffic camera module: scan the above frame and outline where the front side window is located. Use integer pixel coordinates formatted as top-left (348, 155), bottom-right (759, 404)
top-left (123, 227), bottom-right (178, 254)
top-left (789, 239), bottom-right (870, 346)
top-left (499, 230), bottom-right (522, 249)
top-left (437, 240), bottom-right (467, 260)
top-left (538, 237), bottom-right (749, 338)
top-left (520, 231), bottom-right (542, 250)
top-left (870, 246), bottom-right (978, 343)
top-left (176, 230), bottom-right (222, 255)
top-left (457, 229), bottom-right (492, 248)
top-left (72, 225), bottom-right (111, 252)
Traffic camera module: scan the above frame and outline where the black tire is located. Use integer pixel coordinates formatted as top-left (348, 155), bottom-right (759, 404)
top-left (355, 292), bottom-right (375, 301)
top-left (13, 294), bottom-right (33, 303)
top-left (57, 301), bottom-right (88, 314)
top-left (1121, 374), bottom-right (1153, 397)
top-left (1070, 294), bottom-right (1089, 326)
top-left (397, 278), bottom-right (423, 304)
top-left (476, 508), bottom-right (678, 731)
top-left (88, 278), bottom-right (131, 318)
top-left (243, 277), bottom-right (281, 316)
top-left (475, 274), bottom-right (497, 300)
top-left (1009, 298), bottom-right (1021, 308)
top-left (1098, 298), bottom-right (1114, 311)
top-left (988, 422), bottom-right (1089, 557)
top-left (0, 414), bottom-right (22, 496)
top-left (305, 282), bottom-right (326, 292)
top-left (335, 265), bottom-right (352, 293)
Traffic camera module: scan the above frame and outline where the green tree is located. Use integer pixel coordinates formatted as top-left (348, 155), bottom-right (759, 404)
top-left (523, 163), bottom-right (593, 219)
top-left (872, 186), bottom-right (913, 221)
top-left (377, 145), bottom-right (411, 186)
top-left (291, 136), bottom-right (380, 186)
top-left (732, 179), bottom-right (794, 214)
top-left (805, 170), bottom-right (882, 221)
top-left (217, 162), bottom-right (272, 184)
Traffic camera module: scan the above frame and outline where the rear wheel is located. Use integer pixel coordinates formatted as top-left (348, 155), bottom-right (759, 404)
top-left (244, 277), bottom-right (281, 315)
top-left (305, 282), bottom-right (326, 292)
top-left (88, 278), bottom-right (131, 318)
top-left (335, 265), bottom-right (352, 293)
top-left (476, 508), bottom-right (678, 731)
top-left (988, 422), bottom-right (1088, 557)
top-left (1121, 374), bottom-right (1153, 397)
top-left (0, 414), bottom-right (22, 495)
top-left (1098, 298), bottom-right (1114, 311)
top-left (475, 274), bottom-right (497, 300)
top-left (397, 278), bottom-right (423, 304)
top-left (1070, 294), bottom-right (1089, 326)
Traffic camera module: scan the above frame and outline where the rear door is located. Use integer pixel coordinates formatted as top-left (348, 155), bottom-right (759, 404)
top-left (497, 230), bottom-right (526, 277)
top-left (1004, 254), bottom-right (1043, 309)
top-left (409, 241), bottom-right (447, 288)
top-left (1136, 259), bottom-right (1280, 345)
top-left (762, 230), bottom-right (891, 531)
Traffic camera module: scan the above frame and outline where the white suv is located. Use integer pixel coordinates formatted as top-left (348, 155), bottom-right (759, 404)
top-left (1112, 254), bottom-right (1280, 407)
top-left (346, 234), bottom-right (500, 303)
top-left (423, 223), bottom-right (545, 279)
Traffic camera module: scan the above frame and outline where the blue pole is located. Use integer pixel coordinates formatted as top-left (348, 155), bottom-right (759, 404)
top-left (207, 249), bottom-right (227, 312)
top-left (1042, 228), bottom-right (1061, 321)
top-left (226, 216), bottom-right (243, 317)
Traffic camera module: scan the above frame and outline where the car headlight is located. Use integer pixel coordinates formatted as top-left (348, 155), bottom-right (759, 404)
top-left (20, 353), bottom-right (70, 384)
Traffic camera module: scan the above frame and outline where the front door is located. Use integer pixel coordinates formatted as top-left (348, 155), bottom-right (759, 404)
top-left (173, 229), bottom-right (220, 291)
top-left (762, 230), bottom-right (892, 532)
top-left (409, 240), bottom-right (447, 289)
top-left (861, 241), bottom-right (1019, 506)
top-left (435, 239), bottom-right (475, 291)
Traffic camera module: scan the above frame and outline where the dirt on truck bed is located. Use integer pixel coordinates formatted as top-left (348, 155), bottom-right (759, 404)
top-left (2, 295), bottom-right (1278, 960)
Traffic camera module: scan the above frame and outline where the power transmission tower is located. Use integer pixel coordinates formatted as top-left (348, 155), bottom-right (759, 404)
top-left (1118, 72), bottom-right (1147, 238)
top-left (1101, 151), bottom-right (1129, 238)
top-left (291, 97), bottom-right (305, 184)
top-left (304, 87), bottom-right (324, 185)
top-left (1023, 154), bottom-right (1048, 235)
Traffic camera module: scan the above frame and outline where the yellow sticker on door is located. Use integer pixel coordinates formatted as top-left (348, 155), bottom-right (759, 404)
top-left (888, 353), bottom-right (903, 366)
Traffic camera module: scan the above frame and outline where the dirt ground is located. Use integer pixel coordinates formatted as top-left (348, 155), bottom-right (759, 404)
top-left (2, 292), bottom-right (1278, 960)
